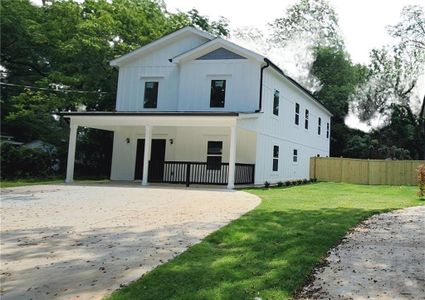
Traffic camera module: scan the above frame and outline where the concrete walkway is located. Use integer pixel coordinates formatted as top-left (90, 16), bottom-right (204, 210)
top-left (0, 184), bottom-right (260, 299)
top-left (299, 206), bottom-right (425, 300)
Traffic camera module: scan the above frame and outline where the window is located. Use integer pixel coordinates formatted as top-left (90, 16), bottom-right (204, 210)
top-left (273, 90), bottom-right (279, 116)
top-left (293, 149), bottom-right (298, 163)
top-left (273, 145), bottom-right (279, 171)
top-left (295, 103), bottom-right (300, 125)
top-left (326, 122), bottom-right (330, 138)
top-left (318, 117), bottom-right (322, 135)
top-left (210, 80), bottom-right (226, 107)
top-left (305, 109), bottom-right (309, 129)
top-left (207, 141), bottom-right (222, 170)
top-left (143, 81), bottom-right (159, 108)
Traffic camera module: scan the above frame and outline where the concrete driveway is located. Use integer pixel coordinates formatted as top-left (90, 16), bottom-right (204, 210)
top-left (0, 183), bottom-right (260, 299)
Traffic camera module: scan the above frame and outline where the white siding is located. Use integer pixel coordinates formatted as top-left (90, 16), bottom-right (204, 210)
top-left (115, 33), bottom-right (209, 111)
top-left (177, 60), bottom-right (261, 112)
top-left (253, 68), bottom-right (331, 183)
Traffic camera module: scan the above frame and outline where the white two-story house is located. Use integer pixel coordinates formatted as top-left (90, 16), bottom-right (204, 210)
top-left (63, 26), bottom-right (332, 188)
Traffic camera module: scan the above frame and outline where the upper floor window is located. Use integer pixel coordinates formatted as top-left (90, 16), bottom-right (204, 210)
top-left (293, 149), bottom-right (298, 163)
top-left (210, 80), bottom-right (226, 107)
top-left (273, 145), bottom-right (279, 171)
top-left (273, 90), bottom-right (280, 116)
top-left (305, 109), bottom-right (309, 129)
top-left (207, 141), bottom-right (223, 170)
top-left (143, 81), bottom-right (159, 108)
top-left (318, 117), bottom-right (322, 135)
top-left (295, 103), bottom-right (300, 125)
top-left (326, 122), bottom-right (330, 138)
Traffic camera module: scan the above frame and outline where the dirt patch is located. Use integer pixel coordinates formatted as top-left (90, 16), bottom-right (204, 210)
top-left (298, 206), bottom-right (425, 300)
top-left (0, 184), bottom-right (260, 299)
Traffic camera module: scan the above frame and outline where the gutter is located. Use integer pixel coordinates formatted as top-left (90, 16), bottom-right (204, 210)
top-left (257, 60), bottom-right (270, 112)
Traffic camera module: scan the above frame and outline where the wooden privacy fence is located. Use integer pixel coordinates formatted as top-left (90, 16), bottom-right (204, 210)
top-left (310, 157), bottom-right (425, 185)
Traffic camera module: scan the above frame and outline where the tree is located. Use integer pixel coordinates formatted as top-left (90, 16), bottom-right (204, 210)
top-left (309, 47), bottom-right (368, 156)
top-left (351, 5), bottom-right (425, 123)
top-left (267, 0), bottom-right (345, 91)
top-left (311, 47), bottom-right (367, 121)
top-left (271, 0), bottom-right (343, 49)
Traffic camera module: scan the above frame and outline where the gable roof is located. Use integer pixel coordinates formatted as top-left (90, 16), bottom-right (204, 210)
top-left (170, 37), bottom-right (264, 63)
top-left (110, 26), bottom-right (214, 67)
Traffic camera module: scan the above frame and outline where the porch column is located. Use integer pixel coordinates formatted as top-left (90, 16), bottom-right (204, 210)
top-left (227, 126), bottom-right (237, 189)
top-left (142, 125), bottom-right (152, 186)
top-left (65, 124), bottom-right (78, 183)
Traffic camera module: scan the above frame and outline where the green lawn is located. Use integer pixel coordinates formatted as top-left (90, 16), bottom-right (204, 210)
top-left (108, 182), bottom-right (423, 300)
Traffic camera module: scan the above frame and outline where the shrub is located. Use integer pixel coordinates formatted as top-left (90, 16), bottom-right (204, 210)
top-left (277, 181), bottom-right (284, 187)
top-left (297, 179), bottom-right (303, 185)
top-left (302, 178), bottom-right (308, 184)
top-left (310, 178), bottom-right (317, 183)
top-left (285, 181), bottom-right (291, 187)
top-left (264, 181), bottom-right (270, 188)
top-left (1, 143), bottom-right (57, 179)
top-left (417, 164), bottom-right (425, 198)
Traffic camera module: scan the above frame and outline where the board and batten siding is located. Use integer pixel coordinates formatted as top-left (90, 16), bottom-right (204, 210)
top-left (253, 67), bottom-right (331, 184)
top-left (115, 33), bottom-right (209, 111)
top-left (177, 59), bottom-right (261, 112)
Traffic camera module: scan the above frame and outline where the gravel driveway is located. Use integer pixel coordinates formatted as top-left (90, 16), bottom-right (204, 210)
top-left (299, 206), bottom-right (425, 300)
top-left (0, 183), bottom-right (260, 300)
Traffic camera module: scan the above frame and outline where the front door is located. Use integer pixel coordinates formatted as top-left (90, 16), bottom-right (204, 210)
top-left (134, 139), bottom-right (166, 181)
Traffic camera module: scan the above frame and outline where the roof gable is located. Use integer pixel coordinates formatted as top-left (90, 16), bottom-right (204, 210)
top-left (170, 38), bottom-right (265, 63)
top-left (195, 47), bottom-right (247, 60)
top-left (110, 27), bottom-right (214, 67)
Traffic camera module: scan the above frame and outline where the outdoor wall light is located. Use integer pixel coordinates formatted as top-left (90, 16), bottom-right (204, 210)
top-left (125, 138), bottom-right (130, 144)
top-left (169, 139), bottom-right (174, 145)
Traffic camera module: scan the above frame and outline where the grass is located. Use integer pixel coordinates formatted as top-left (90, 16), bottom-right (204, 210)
top-left (108, 182), bottom-right (423, 300)
top-left (0, 177), bottom-right (109, 188)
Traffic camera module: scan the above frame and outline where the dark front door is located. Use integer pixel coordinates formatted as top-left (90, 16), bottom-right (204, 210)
top-left (134, 139), bottom-right (166, 181)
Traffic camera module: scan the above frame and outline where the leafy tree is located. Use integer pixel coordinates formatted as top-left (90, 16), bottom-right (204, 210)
top-left (311, 47), bottom-right (367, 121)
top-left (351, 5), bottom-right (425, 123)
top-left (271, 0), bottom-right (343, 49)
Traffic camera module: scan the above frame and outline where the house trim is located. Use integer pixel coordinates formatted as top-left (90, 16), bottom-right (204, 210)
top-left (110, 27), bottom-right (214, 67)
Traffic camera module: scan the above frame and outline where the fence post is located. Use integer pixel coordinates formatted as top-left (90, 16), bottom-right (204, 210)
top-left (185, 163), bottom-right (191, 187)
top-left (340, 156), bottom-right (344, 182)
top-left (367, 159), bottom-right (370, 185)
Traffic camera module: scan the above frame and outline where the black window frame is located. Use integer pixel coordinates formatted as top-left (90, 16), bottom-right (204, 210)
top-left (273, 145), bottom-right (279, 172)
top-left (207, 141), bottom-right (223, 170)
top-left (273, 90), bottom-right (279, 116)
top-left (210, 80), bottom-right (226, 108)
top-left (293, 149), bottom-right (298, 163)
top-left (295, 103), bottom-right (300, 125)
top-left (305, 109), bottom-right (309, 129)
top-left (318, 117), bottom-right (322, 135)
top-left (143, 81), bottom-right (159, 108)
top-left (326, 122), bottom-right (330, 138)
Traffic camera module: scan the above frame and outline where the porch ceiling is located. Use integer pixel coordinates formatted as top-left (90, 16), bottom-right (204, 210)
top-left (62, 111), bottom-right (258, 129)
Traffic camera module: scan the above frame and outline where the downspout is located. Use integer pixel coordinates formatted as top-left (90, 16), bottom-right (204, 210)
top-left (257, 59), bottom-right (270, 112)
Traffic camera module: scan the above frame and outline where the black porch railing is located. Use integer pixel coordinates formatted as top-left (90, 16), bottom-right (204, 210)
top-left (148, 161), bottom-right (255, 186)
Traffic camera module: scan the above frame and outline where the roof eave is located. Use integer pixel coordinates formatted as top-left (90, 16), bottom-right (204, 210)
top-left (110, 26), bottom-right (215, 67)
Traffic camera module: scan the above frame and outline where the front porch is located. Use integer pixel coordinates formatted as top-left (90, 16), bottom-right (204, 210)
top-left (63, 112), bottom-right (258, 189)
